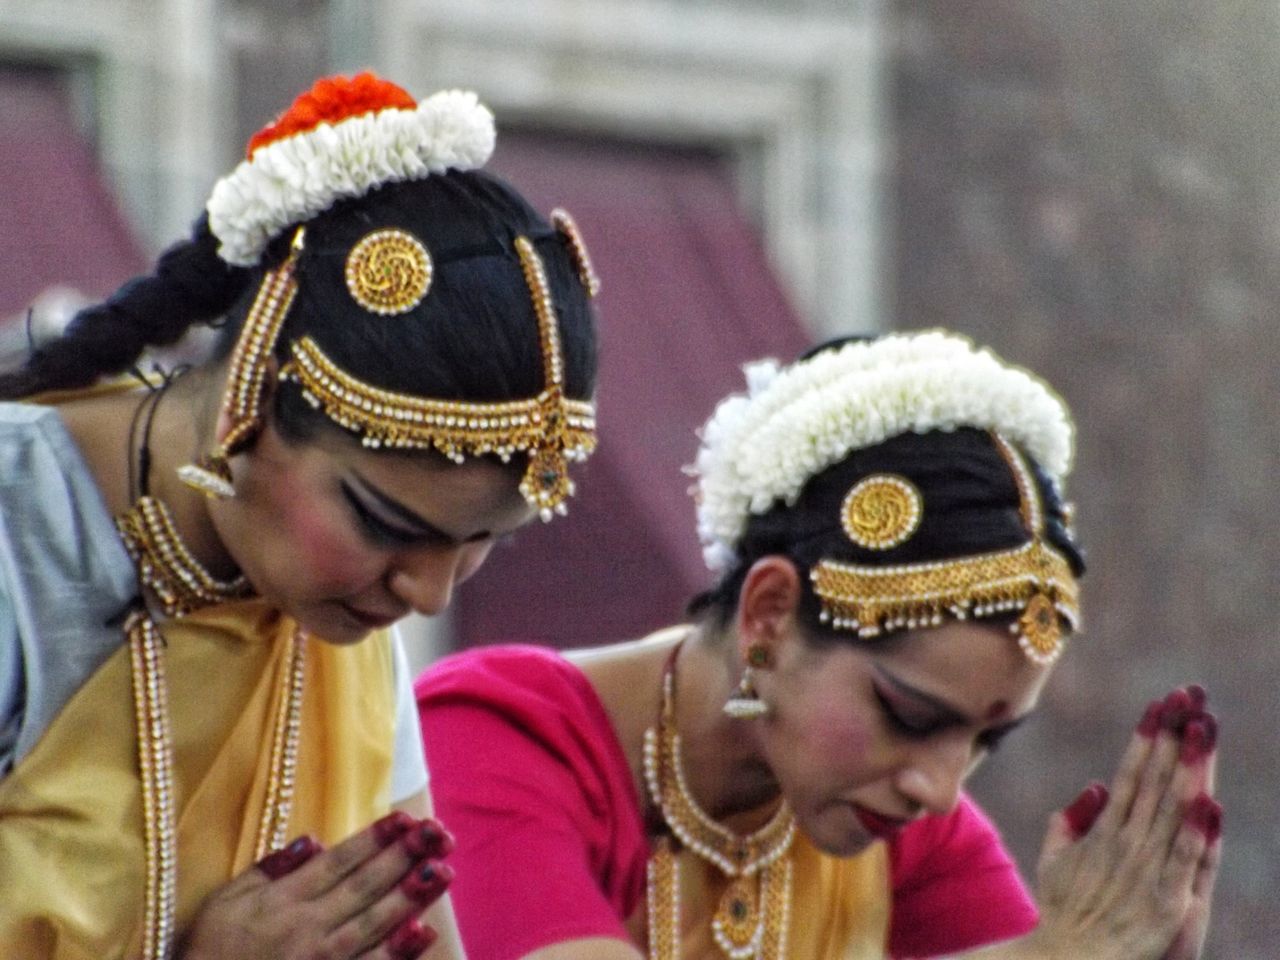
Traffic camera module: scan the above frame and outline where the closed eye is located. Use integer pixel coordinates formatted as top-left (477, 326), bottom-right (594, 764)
top-left (341, 483), bottom-right (436, 548)
top-left (874, 686), bottom-right (946, 740)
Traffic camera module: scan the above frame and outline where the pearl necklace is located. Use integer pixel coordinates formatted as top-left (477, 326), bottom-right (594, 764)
top-left (643, 661), bottom-right (795, 960)
top-left (116, 497), bottom-right (306, 959)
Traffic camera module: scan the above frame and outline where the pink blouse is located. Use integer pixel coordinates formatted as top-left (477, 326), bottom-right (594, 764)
top-left (417, 645), bottom-right (1038, 960)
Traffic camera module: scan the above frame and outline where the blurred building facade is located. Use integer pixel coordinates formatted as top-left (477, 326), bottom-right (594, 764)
top-left (1, 1), bottom-right (1275, 956)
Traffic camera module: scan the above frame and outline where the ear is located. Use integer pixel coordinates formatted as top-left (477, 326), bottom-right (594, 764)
top-left (732, 556), bottom-right (804, 666)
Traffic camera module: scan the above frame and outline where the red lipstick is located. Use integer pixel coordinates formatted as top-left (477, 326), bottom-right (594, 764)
top-left (340, 603), bottom-right (401, 630)
top-left (854, 805), bottom-right (907, 840)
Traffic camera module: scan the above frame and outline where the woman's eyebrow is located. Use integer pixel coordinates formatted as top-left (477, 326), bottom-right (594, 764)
top-left (348, 475), bottom-right (460, 544)
top-left (875, 666), bottom-right (969, 722)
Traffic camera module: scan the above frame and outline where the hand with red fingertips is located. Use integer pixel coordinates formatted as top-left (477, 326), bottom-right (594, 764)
top-left (402, 817), bottom-right (456, 860)
top-left (400, 860), bottom-right (455, 905)
top-left (1185, 792), bottom-right (1223, 844)
top-left (1178, 716), bottom-right (1218, 766)
top-left (373, 810), bottom-right (418, 847)
top-left (386, 915), bottom-right (438, 960)
top-left (1136, 699), bottom-right (1164, 738)
top-left (1018, 685), bottom-right (1222, 960)
top-left (1159, 688), bottom-right (1195, 734)
top-left (177, 809), bottom-right (459, 959)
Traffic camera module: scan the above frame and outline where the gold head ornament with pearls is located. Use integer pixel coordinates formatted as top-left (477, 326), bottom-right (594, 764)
top-left (811, 437), bottom-right (1080, 664)
top-left (691, 331), bottom-right (1082, 665)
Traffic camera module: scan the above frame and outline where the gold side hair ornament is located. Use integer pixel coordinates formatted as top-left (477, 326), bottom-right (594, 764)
top-left (811, 435), bottom-right (1079, 665)
top-left (178, 228), bottom-right (307, 499)
top-left (551, 208), bottom-right (601, 298)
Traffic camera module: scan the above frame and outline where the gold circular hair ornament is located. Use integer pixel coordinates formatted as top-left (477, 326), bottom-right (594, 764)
top-left (345, 228), bottom-right (433, 315)
top-left (840, 473), bottom-right (923, 551)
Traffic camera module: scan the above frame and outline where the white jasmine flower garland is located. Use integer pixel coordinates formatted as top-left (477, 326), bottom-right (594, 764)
top-left (692, 330), bottom-right (1076, 572)
top-left (207, 89), bottom-right (496, 267)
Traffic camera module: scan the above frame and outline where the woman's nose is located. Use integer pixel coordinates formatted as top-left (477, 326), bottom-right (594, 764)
top-left (385, 545), bottom-right (468, 617)
top-left (893, 738), bottom-right (971, 817)
top-left (385, 541), bottom-right (494, 617)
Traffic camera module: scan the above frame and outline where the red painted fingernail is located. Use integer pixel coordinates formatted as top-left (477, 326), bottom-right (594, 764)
top-left (1063, 781), bottom-right (1109, 839)
top-left (1160, 689), bottom-right (1194, 734)
top-left (400, 859), bottom-right (455, 904)
top-left (373, 811), bottom-right (416, 847)
top-left (255, 835), bottom-right (321, 880)
top-left (1187, 684), bottom-right (1207, 710)
top-left (1179, 720), bottom-right (1210, 764)
top-left (402, 818), bottom-right (455, 859)
top-left (1185, 793), bottom-right (1223, 844)
top-left (1137, 700), bottom-right (1163, 738)
top-left (386, 916), bottom-right (438, 960)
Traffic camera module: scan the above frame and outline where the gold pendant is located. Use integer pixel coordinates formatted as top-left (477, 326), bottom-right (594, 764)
top-left (714, 875), bottom-right (761, 955)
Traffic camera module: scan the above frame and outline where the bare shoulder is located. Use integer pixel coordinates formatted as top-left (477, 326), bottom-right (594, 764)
top-left (562, 626), bottom-right (689, 792)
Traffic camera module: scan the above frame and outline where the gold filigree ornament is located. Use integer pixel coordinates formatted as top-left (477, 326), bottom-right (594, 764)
top-left (811, 434), bottom-right (1080, 665)
top-left (551, 208), bottom-right (601, 298)
top-left (345, 228), bottom-right (433, 315)
top-left (841, 474), bottom-right (923, 550)
top-left (178, 228), bottom-right (307, 499)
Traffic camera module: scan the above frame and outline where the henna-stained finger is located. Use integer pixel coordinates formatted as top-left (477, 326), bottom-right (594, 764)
top-left (1094, 699), bottom-right (1162, 834)
top-left (256, 835), bottom-right (324, 880)
top-left (1062, 781), bottom-right (1110, 840)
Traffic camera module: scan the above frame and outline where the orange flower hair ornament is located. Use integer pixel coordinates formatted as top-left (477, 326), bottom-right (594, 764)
top-left (207, 72), bottom-right (495, 267)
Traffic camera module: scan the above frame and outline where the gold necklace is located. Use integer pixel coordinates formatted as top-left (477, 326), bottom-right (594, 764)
top-left (643, 662), bottom-right (795, 960)
top-left (116, 495), bottom-right (251, 616)
top-left (117, 497), bottom-right (304, 959)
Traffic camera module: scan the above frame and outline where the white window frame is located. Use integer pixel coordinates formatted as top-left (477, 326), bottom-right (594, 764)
top-left (374, 0), bottom-right (887, 336)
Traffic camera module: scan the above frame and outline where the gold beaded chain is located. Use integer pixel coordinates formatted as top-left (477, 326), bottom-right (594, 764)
top-left (643, 662), bottom-right (795, 960)
top-left (116, 497), bottom-right (305, 959)
top-left (116, 496), bottom-right (251, 617)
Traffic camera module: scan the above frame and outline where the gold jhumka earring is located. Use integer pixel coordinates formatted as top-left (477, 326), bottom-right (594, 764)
top-left (722, 645), bottom-right (770, 719)
top-left (810, 448), bottom-right (1080, 664)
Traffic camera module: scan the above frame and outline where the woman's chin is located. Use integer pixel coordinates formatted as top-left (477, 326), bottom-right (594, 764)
top-left (797, 808), bottom-right (877, 858)
top-left (291, 606), bottom-right (376, 645)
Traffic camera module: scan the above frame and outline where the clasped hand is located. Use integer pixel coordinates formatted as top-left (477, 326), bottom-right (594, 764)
top-left (179, 813), bottom-right (454, 960)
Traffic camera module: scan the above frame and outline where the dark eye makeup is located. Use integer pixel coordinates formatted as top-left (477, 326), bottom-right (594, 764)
top-left (873, 685), bottom-right (947, 739)
top-left (341, 482), bottom-right (432, 547)
top-left (872, 680), bottom-right (1022, 754)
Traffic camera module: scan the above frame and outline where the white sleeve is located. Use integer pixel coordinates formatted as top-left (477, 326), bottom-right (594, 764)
top-left (388, 627), bottom-right (430, 804)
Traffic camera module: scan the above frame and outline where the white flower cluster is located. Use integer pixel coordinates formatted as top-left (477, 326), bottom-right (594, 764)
top-left (207, 89), bottom-right (496, 267)
top-left (692, 330), bottom-right (1076, 572)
